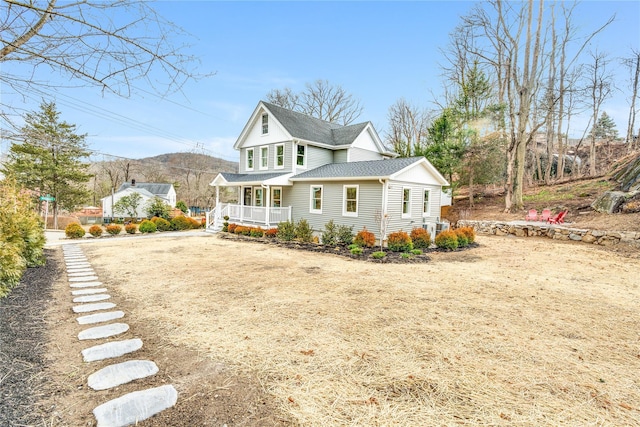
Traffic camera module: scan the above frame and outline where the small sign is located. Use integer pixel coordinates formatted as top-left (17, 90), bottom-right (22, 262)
top-left (39, 195), bottom-right (55, 202)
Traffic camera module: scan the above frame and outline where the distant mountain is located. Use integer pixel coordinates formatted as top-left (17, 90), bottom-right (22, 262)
top-left (141, 152), bottom-right (238, 174)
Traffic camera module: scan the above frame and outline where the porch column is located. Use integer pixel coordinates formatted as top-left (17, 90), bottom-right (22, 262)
top-left (215, 185), bottom-right (220, 226)
top-left (239, 187), bottom-right (244, 223)
top-left (264, 185), bottom-right (270, 227)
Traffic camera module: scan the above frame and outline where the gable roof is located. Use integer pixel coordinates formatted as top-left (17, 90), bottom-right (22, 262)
top-left (290, 156), bottom-right (449, 185)
top-left (210, 172), bottom-right (293, 186)
top-left (117, 182), bottom-right (173, 196)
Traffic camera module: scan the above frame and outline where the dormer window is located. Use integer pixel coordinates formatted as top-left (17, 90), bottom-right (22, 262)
top-left (261, 114), bottom-right (268, 134)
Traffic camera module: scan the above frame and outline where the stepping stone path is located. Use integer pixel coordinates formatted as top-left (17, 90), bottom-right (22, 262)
top-left (62, 245), bottom-right (177, 426)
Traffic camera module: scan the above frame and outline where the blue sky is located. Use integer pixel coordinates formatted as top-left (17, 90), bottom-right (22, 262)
top-left (2, 1), bottom-right (639, 162)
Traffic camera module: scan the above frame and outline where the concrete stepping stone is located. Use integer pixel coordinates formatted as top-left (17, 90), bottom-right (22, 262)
top-left (73, 302), bottom-right (116, 313)
top-left (93, 385), bottom-right (178, 427)
top-left (73, 294), bottom-right (111, 303)
top-left (77, 311), bottom-right (125, 325)
top-left (64, 255), bottom-right (87, 260)
top-left (72, 288), bottom-right (108, 296)
top-left (88, 360), bottom-right (159, 391)
top-left (78, 322), bottom-right (129, 340)
top-left (67, 268), bottom-right (94, 273)
top-left (68, 271), bottom-right (95, 277)
top-left (82, 338), bottom-right (143, 362)
top-left (69, 276), bottom-right (99, 282)
top-left (70, 281), bottom-right (103, 288)
top-left (66, 263), bottom-right (91, 268)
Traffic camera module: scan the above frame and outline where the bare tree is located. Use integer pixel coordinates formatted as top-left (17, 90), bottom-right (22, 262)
top-left (385, 98), bottom-right (430, 157)
top-left (622, 49), bottom-right (640, 151)
top-left (1, 0), bottom-right (203, 100)
top-left (584, 50), bottom-right (613, 176)
top-left (266, 79), bottom-right (363, 125)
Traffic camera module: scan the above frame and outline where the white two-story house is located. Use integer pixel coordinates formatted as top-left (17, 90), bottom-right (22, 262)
top-left (208, 101), bottom-right (449, 241)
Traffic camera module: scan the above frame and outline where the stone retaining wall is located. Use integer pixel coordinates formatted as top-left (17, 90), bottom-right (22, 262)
top-left (457, 220), bottom-right (640, 248)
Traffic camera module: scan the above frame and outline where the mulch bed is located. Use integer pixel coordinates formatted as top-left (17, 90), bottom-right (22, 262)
top-left (218, 233), bottom-right (479, 263)
top-left (0, 249), bottom-right (59, 427)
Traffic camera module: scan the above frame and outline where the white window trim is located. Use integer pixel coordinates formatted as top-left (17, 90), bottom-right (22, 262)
top-left (402, 187), bottom-right (412, 219)
top-left (246, 148), bottom-right (254, 171)
top-left (296, 143), bottom-right (307, 169)
top-left (261, 113), bottom-right (269, 135)
top-left (422, 188), bottom-right (431, 217)
top-left (259, 145), bottom-right (269, 170)
top-left (342, 184), bottom-right (359, 217)
top-left (274, 143), bottom-right (285, 169)
top-left (309, 185), bottom-right (323, 214)
top-left (254, 187), bottom-right (263, 207)
top-left (271, 187), bottom-right (282, 207)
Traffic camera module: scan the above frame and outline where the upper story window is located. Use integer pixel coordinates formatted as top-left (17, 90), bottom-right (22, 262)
top-left (275, 144), bottom-right (284, 169)
top-left (246, 148), bottom-right (254, 171)
top-left (343, 185), bottom-right (359, 217)
top-left (297, 144), bottom-right (306, 167)
top-left (423, 189), bottom-right (431, 216)
top-left (402, 187), bottom-right (411, 218)
top-left (260, 146), bottom-right (268, 170)
top-left (310, 185), bottom-right (322, 214)
top-left (261, 114), bottom-right (268, 134)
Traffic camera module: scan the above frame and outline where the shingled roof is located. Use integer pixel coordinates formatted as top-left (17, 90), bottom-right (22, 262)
top-left (290, 157), bottom-right (428, 180)
top-left (263, 102), bottom-right (370, 147)
top-left (216, 172), bottom-right (290, 184)
top-left (118, 182), bottom-right (173, 196)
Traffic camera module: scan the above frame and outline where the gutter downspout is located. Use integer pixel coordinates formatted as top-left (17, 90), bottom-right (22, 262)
top-left (379, 178), bottom-right (388, 244)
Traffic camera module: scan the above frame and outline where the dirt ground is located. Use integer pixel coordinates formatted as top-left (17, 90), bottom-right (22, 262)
top-left (12, 232), bottom-right (635, 426)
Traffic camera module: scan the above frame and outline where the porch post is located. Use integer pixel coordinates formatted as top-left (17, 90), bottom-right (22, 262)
top-left (215, 185), bottom-right (220, 226)
top-left (264, 185), bottom-right (270, 227)
top-left (239, 187), bottom-right (244, 223)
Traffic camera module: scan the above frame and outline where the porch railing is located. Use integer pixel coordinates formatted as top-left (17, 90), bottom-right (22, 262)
top-left (206, 203), bottom-right (292, 230)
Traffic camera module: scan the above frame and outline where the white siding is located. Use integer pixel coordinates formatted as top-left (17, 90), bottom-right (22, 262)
top-left (348, 147), bottom-right (384, 162)
top-left (288, 181), bottom-right (384, 237)
top-left (101, 188), bottom-right (155, 218)
top-left (393, 163), bottom-right (444, 186)
top-left (242, 108), bottom-right (290, 148)
top-left (350, 127), bottom-right (382, 154)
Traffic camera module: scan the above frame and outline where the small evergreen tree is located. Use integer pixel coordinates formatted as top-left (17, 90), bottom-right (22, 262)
top-left (146, 197), bottom-right (170, 219)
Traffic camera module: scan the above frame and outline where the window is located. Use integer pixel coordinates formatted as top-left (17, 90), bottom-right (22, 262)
top-left (246, 148), bottom-right (254, 171)
top-left (423, 189), bottom-right (431, 216)
top-left (402, 187), bottom-right (411, 218)
top-left (254, 188), bottom-right (263, 207)
top-left (243, 187), bottom-right (252, 206)
top-left (275, 144), bottom-right (284, 169)
top-left (296, 144), bottom-right (306, 167)
top-left (261, 114), bottom-right (268, 134)
top-left (260, 146), bottom-right (268, 170)
top-left (343, 185), bottom-right (359, 217)
top-left (310, 185), bottom-right (322, 213)
top-left (272, 187), bottom-right (282, 208)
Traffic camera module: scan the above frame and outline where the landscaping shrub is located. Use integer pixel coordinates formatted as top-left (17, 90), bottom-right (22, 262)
top-left (234, 226), bottom-right (250, 236)
top-left (350, 246), bottom-right (363, 256)
top-left (353, 228), bottom-right (375, 248)
top-left (65, 223), bottom-right (85, 239)
top-left (277, 221), bottom-right (295, 241)
top-left (250, 227), bottom-right (264, 237)
top-left (435, 230), bottom-right (459, 250)
top-left (0, 242), bottom-right (26, 298)
top-left (139, 219), bottom-right (157, 233)
top-left (410, 227), bottom-right (431, 249)
top-left (337, 225), bottom-right (354, 245)
top-left (457, 226), bottom-right (476, 244)
top-left (264, 228), bottom-right (278, 238)
top-left (401, 252), bottom-right (412, 259)
top-left (89, 224), bottom-right (103, 237)
top-left (411, 249), bottom-right (423, 255)
top-left (227, 223), bottom-right (238, 234)
top-left (105, 224), bottom-right (122, 235)
top-left (154, 217), bottom-right (171, 231)
top-left (371, 251), bottom-right (386, 259)
top-left (170, 215), bottom-right (192, 231)
top-left (321, 220), bottom-right (338, 246)
top-left (125, 223), bottom-right (137, 234)
top-left (222, 215), bottom-right (229, 232)
top-left (387, 231), bottom-right (413, 252)
top-left (294, 219), bottom-right (314, 243)
top-left (455, 228), bottom-right (469, 247)
top-left (188, 217), bottom-right (202, 229)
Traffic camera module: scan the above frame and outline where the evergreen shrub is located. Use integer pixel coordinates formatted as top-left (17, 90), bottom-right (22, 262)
top-left (294, 219), bottom-right (314, 243)
top-left (277, 221), bottom-right (295, 241)
top-left (125, 223), bottom-right (137, 234)
top-left (337, 225), bottom-right (354, 245)
top-left (154, 217), bottom-right (171, 231)
top-left (353, 228), bottom-right (375, 248)
top-left (321, 220), bottom-right (338, 246)
top-left (139, 219), bottom-right (157, 233)
top-left (106, 224), bottom-right (122, 235)
top-left (455, 228), bottom-right (469, 247)
top-left (89, 224), bottom-right (103, 237)
top-left (65, 223), bottom-right (85, 239)
top-left (435, 230), bottom-right (459, 250)
top-left (387, 231), bottom-right (413, 252)
top-left (410, 227), bottom-right (431, 249)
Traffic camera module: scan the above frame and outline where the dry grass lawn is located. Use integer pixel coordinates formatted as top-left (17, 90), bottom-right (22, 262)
top-left (83, 233), bottom-right (640, 426)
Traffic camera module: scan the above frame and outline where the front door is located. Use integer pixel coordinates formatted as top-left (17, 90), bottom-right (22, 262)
top-left (243, 187), bottom-right (252, 206)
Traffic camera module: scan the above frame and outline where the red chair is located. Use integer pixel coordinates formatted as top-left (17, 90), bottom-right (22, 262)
top-left (525, 209), bottom-right (538, 221)
top-left (540, 209), bottom-right (552, 222)
top-left (548, 210), bottom-right (567, 224)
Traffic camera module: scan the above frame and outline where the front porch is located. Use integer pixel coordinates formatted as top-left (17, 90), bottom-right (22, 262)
top-left (206, 203), bottom-right (292, 231)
